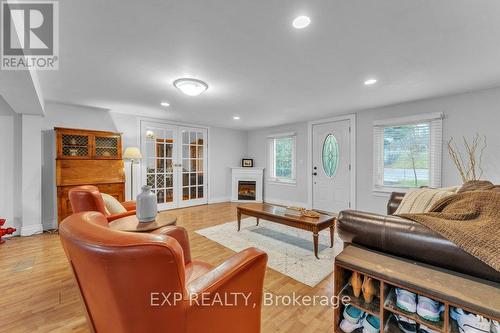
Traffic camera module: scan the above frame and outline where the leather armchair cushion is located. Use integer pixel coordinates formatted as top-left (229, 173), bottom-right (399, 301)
top-left (337, 209), bottom-right (500, 283)
top-left (101, 193), bottom-right (128, 214)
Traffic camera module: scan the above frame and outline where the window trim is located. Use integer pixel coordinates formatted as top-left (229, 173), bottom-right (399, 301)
top-left (267, 133), bottom-right (297, 185)
top-left (372, 112), bottom-right (443, 194)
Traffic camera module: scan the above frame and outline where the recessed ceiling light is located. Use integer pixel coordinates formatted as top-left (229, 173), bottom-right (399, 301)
top-left (293, 16), bottom-right (311, 29)
top-left (233, 115), bottom-right (240, 120)
top-left (364, 78), bottom-right (377, 85)
top-left (160, 102), bottom-right (170, 107)
top-left (173, 78), bottom-right (208, 96)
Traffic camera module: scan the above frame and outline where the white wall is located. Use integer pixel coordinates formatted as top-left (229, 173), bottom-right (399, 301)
top-left (246, 86), bottom-right (500, 214)
top-left (208, 127), bottom-right (247, 202)
top-left (0, 97), bottom-right (22, 234)
top-left (247, 122), bottom-right (309, 207)
top-left (356, 86), bottom-right (500, 214)
top-left (41, 102), bottom-right (246, 227)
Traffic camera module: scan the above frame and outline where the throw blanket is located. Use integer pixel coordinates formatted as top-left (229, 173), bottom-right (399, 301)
top-left (399, 191), bottom-right (500, 272)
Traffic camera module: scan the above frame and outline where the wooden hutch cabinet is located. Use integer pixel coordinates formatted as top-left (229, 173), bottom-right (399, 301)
top-left (55, 127), bottom-right (125, 222)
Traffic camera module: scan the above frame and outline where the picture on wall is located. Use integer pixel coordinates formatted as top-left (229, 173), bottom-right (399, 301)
top-left (241, 158), bottom-right (254, 167)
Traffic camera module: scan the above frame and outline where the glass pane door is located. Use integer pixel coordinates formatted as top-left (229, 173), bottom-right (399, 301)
top-left (142, 124), bottom-right (178, 210)
top-left (178, 127), bottom-right (207, 207)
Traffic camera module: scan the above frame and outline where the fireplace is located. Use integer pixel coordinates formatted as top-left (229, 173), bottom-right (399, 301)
top-left (238, 181), bottom-right (256, 200)
top-left (231, 167), bottom-right (263, 203)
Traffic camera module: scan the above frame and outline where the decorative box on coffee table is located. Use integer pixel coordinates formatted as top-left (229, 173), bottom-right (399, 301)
top-left (333, 245), bottom-right (500, 333)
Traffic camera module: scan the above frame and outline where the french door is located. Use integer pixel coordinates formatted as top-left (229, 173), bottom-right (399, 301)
top-left (140, 121), bottom-right (208, 210)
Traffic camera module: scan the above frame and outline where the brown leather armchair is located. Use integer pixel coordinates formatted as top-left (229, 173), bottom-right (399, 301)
top-left (337, 192), bottom-right (500, 283)
top-left (59, 211), bottom-right (268, 333)
top-left (68, 185), bottom-right (137, 222)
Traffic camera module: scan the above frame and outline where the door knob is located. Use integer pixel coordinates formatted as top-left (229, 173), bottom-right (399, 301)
top-left (313, 166), bottom-right (317, 170)
top-left (313, 172), bottom-right (317, 176)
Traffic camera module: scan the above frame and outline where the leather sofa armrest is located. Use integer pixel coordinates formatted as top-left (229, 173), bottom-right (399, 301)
top-left (187, 247), bottom-right (267, 296)
top-left (121, 200), bottom-right (136, 211)
top-left (337, 209), bottom-right (411, 245)
top-left (387, 192), bottom-right (405, 215)
top-left (106, 210), bottom-right (136, 222)
top-left (151, 226), bottom-right (192, 264)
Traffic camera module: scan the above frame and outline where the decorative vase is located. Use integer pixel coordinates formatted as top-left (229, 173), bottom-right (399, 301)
top-left (136, 185), bottom-right (157, 223)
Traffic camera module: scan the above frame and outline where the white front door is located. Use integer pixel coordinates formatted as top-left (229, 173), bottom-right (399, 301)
top-left (312, 119), bottom-right (351, 213)
top-left (141, 121), bottom-right (208, 210)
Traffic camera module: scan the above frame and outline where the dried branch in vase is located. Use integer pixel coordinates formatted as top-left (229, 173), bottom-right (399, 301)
top-left (447, 134), bottom-right (487, 183)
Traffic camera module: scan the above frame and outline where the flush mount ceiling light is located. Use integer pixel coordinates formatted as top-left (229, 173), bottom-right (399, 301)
top-left (173, 78), bottom-right (208, 96)
top-left (364, 78), bottom-right (377, 85)
top-left (293, 15), bottom-right (311, 29)
top-left (233, 115), bottom-right (240, 120)
top-left (160, 102), bottom-right (170, 107)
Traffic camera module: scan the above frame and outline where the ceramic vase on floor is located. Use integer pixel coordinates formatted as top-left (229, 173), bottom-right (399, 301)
top-left (136, 186), bottom-right (157, 222)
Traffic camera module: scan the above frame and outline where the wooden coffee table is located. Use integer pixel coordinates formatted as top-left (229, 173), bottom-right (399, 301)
top-left (109, 214), bottom-right (177, 232)
top-left (237, 203), bottom-right (336, 259)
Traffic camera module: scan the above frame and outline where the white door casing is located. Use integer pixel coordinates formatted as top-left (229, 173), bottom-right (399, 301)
top-left (311, 118), bottom-right (352, 213)
top-left (140, 121), bottom-right (208, 210)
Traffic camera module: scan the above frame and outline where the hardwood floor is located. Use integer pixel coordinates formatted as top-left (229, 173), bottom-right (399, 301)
top-left (0, 203), bottom-right (333, 332)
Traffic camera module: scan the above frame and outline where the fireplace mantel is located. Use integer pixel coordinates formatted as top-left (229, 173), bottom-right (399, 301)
top-left (231, 168), bottom-right (264, 203)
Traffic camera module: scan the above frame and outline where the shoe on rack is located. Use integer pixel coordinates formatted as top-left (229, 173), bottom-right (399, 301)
top-left (416, 295), bottom-right (443, 322)
top-left (340, 305), bottom-right (365, 333)
top-left (455, 312), bottom-right (491, 333)
top-left (362, 314), bottom-right (380, 333)
top-left (451, 307), bottom-right (465, 321)
top-left (362, 277), bottom-right (376, 304)
top-left (492, 320), bottom-right (499, 333)
top-left (396, 315), bottom-right (417, 333)
top-left (395, 288), bottom-right (417, 313)
top-left (419, 324), bottom-right (440, 333)
top-left (350, 272), bottom-right (363, 298)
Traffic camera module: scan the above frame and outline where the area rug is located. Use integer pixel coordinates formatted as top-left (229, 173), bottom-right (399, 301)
top-left (195, 217), bottom-right (344, 287)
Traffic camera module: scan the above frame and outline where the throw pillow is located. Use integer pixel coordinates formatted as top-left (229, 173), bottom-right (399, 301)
top-left (101, 193), bottom-right (127, 215)
top-left (395, 188), bottom-right (456, 214)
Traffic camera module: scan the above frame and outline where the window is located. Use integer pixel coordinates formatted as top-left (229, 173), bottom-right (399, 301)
top-left (268, 133), bottom-right (296, 183)
top-left (373, 113), bottom-right (443, 192)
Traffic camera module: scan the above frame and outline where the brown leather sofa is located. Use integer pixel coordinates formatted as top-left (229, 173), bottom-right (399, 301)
top-left (337, 192), bottom-right (500, 283)
top-left (59, 211), bottom-right (268, 333)
top-left (68, 185), bottom-right (137, 222)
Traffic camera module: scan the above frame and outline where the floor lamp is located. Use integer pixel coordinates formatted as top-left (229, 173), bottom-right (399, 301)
top-left (123, 147), bottom-right (143, 200)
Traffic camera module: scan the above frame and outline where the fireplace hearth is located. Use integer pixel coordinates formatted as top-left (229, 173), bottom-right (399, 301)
top-left (238, 181), bottom-right (256, 200)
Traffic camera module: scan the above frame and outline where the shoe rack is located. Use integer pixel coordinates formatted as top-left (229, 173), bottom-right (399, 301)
top-left (333, 245), bottom-right (500, 333)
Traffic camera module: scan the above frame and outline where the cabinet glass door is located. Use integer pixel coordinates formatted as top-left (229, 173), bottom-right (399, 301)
top-left (94, 135), bottom-right (120, 159)
top-left (60, 133), bottom-right (91, 158)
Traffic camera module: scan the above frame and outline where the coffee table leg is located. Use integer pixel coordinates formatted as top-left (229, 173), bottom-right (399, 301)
top-left (329, 225), bottom-right (334, 248)
top-left (313, 232), bottom-right (319, 259)
top-left (237, 210), bottom-right (241, 231)
top-left (256, 217), bottom-right (259, 226)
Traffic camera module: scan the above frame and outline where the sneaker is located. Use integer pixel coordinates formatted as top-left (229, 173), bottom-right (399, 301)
top-left (396, 315), bottom-right (417, 333)
top-left (362, 314), bottom-right (380, 333)
top-left (340, 306), bottom-right (365, 333)
top-left (492, 321), bottom-right (499, 333)
top-left (456, 312), bottom-right (490, 333)
top-left (417, 295), bottom-right (443, 322)
top-left (451, 307), bottom-right (465, 321)
top-left (419, 324), bottom-right (440, 333)
top-left (343, 305), bottom-right (365, 324)
top-left (395, 288), bottom-right (417, 313)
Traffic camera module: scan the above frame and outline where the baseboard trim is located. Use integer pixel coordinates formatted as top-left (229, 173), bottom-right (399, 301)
top-left (208, 197), bottom-right (230, 204)
top-left (20, 223), bottom-right (44, 236)
top-left (264, 198), bottom-right (308, 208)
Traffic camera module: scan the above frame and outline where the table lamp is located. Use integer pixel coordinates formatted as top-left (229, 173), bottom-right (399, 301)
top-left (123, 147), bottom-right (142, 199)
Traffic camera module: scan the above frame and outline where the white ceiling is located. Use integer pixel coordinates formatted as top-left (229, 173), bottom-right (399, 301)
top-left (39, 0), bottom-right (500, 129)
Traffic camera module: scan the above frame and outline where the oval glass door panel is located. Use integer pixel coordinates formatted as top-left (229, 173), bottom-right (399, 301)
top-left (322, 134), bottom-right (339, 177)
